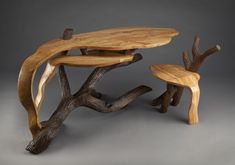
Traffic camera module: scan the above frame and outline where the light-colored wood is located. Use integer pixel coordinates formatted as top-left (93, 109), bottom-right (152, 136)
top-left (50, 54), bottom-right (134, 67)
top-left (150, 64), bottom-right (200, 87)
top-left (35, 62), bottom-right (57, 114)
top-left (35, 54), bottom-right (134, 113)
top-left (86, 50), bottom-right (129, 56)
top-left (188, 84), bottom-right (200, 124)
top-left (150, 64), bottom-right (200, 124)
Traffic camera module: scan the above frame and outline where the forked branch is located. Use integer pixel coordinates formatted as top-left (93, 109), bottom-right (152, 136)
top-left (183, 36), bottom-right (221, 72)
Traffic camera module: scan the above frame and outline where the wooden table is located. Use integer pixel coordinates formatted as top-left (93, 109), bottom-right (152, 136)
top-left (18, 27), bottom-right (178, 154)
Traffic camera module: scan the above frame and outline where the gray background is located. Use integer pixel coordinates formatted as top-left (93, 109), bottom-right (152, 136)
top-left (0, 0), bottom-right (235, 164)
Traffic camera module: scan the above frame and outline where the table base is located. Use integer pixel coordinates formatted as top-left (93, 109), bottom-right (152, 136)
top-left (26, 53), bottom-right (151, 154)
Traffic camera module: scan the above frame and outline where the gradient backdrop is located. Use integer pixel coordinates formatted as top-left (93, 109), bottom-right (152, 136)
top-left (0, 0), bottom-right (234, 164)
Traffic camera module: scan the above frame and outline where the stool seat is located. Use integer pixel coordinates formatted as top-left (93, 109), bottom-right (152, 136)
top-left (150, 64), bottom-right (200, 89)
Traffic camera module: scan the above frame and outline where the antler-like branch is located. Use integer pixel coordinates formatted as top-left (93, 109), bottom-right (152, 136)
top-left (192, 36), bottom-right (201, 61)
top-left (199, 44), bottom-right (221, 63)
top-left (189, 36), bottom-right (221, 72)
top-left (182, 51), bottom-right (191, 70)
top-left (172, 36), bottom-right (221, 106)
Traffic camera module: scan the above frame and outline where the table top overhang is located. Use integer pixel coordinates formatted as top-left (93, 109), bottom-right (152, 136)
top-left (22, 27), bottom-right (179, 71)
top-left (40, 27), bottom-right (179, 52)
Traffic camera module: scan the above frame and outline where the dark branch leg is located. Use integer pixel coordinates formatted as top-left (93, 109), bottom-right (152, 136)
top-left (84, 85), bottom-right (152, 112)
top-left (59, 66), bottom-right (71, 99)
top-left (26, 97), bottom-right (75, 154)
top-left (90, 89), bottom-right (103, 98)
top-left (25, 52), bottom-right (151, 154)
top-left (76, 53), bottom-right (142, 94)
top-left (171, 87), bottom-right (184, 106)
top-left (152, 84), bottom-right (177, 113)
top-left (58, 28), bottom-right (73, 99)
top-left (25, 28), bottom-right (75, 154)
top-left (152, 92), bottom-right (166, 106)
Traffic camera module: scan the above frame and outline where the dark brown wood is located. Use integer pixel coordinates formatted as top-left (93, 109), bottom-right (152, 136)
top-left (25, 29), bottom-right (152, 154)
top-left (80, 48), bottom-right (88, 55)
top-left (158, 84), bottom-right (177, 113)
top-left (152, 36), bottom-right (221, 112)
top-left (59, 28), bottom-right (73, 99)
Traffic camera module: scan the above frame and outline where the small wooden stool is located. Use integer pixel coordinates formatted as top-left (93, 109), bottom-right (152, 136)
top-left (150, 36), bottom-right (221, 125)
top-left (150, 64), bottom-right (200, 124)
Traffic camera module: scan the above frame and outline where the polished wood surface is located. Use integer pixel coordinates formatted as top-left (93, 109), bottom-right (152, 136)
top-left (150, 64), bottom-right (200, 124)
top-left (150, 64), bottom-right (200, 87)
top-left (50, 54), bottom-right (134, 67)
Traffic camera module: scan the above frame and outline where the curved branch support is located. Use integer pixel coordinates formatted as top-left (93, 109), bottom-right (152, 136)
top-left (18, 28), bottom-right (74, 136)
top-left (35, 63), bottom-right (57, 111)
top-left (18, 32), bottom-right (135, 137)
top-left (26, 53), bottom-right (151, 154)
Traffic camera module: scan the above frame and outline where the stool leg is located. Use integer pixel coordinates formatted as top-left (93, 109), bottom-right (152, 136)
top-left (159, 84), bottom-right (177, 113)
top-left (188, 84), bottom-right (200, 124)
